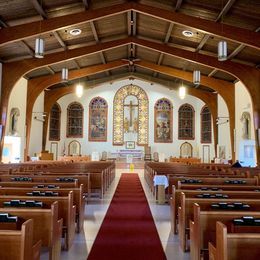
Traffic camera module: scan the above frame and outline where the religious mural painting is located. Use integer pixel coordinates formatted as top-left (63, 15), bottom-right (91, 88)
top-left (154, 98), bottom-right (173, 143)
top-left (88, 97), bottom-right (108, 142)
top-left (178, 103), bottom-right (195, 140)
top-left (113, 84), bottom-right (149, 146)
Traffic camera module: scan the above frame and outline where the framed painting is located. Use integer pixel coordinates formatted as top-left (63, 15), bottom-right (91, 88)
top-left (154, 98), bottom-right (173, 143)
top-left (126, 141), bottom-right (135, 149)
top-left (88, 97), bottom-right (108, 142)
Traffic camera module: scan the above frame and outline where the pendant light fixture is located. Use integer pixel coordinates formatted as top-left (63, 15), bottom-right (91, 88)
top-left (76, 84), bottom-right (83, 98)
top-left (218, 40), bottom-right (227, 61)
top-left (179, 82), bottom-right (186, 100)
top-left (61, 67), bottom-right (69, 82)
top-left (35, 37), bottom-right (44, 58)
top-left (193, 70), bottom-right (200, 86)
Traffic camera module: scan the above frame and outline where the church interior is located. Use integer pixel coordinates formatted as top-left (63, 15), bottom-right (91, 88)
top-left (0, 0), bottom-right (259, 259)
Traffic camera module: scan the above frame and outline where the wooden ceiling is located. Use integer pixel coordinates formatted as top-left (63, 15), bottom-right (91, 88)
top-left (0, 0), bottom-right (259, 92)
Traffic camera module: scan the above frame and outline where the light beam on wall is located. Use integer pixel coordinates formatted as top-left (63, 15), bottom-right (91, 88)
top-left (76, 84), bottom-right (83, 98)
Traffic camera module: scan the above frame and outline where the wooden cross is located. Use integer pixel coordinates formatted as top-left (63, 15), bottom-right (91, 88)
top-left (124, 101), bottom-right (138, 126)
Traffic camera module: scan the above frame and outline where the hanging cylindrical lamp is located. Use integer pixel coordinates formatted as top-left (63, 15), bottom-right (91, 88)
top-left (61, 67), bottom-right (69, 81)
top-left (76, 84), bottom-right (83, 98)
top-left (193, 70), bottom-right (200, 86)
top-left (218, 41), bottom-right (227, 61)
top-left (179, 86), bottom-right (186, 100)
top-left (35, 38), bottom-right (44, 58)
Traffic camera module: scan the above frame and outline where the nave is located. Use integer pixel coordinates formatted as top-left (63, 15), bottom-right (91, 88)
top-left (40, 169), bottom-right (189, 260)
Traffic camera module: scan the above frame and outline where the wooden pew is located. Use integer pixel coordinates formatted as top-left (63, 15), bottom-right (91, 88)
top-left (0, 181), bottom-right (78, 189)
top-left (189, 204), bottom-right (260, 260)
top-left (0, 184), bottom-right (85, 233)
top-left (178, 193), bottom-right (260, 252)
top-left (0, 192), bottom-right (75, 250)
top-left (170, 186), bottom-right (260, 235)
top-left (0, 218), bottom-right (41, 260)
top-left (0, 202), bottom-right (62, 260)
top-left (209, 221), bottom-right (260, 260)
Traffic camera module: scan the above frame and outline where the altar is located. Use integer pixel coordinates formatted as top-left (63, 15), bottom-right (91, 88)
top-left (109, 149), bottom-right (143, 159)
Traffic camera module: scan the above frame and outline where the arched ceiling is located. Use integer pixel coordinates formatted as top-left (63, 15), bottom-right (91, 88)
top-left (0, 0), bottom-right (259, 92)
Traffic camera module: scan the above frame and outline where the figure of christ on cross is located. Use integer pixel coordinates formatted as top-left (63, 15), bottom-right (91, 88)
top-left (124, 100), bottom-right (138, 133)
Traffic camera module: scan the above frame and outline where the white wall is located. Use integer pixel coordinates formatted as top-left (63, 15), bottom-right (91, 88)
top-left (45, 79), bottom-right (215, 159)
top-left (5, 77), bottom-right (27, 161)
top-left (235, 81), bottom-right (256, 166)
top-left (29, 92), bottom-right (44, 156)
top-left (217, 94), bottom-right (231, 160)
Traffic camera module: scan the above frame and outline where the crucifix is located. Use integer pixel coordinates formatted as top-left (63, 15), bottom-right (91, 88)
top-left (124, 100), bottom-right (138, 127)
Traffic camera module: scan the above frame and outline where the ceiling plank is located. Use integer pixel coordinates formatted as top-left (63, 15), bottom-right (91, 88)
top-left (46, 66), bottom-right (55, 75)
top-left (208, 68), bottom-right (218, 77)
top-left (82, 0), bottom-right (90, 9)
top-left (20, 41), bottom-right (35, 56)
top-left (0, 2), bottom-right (259, 50)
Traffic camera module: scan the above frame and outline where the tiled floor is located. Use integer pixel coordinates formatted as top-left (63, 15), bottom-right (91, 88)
top-left (41, 169), bottom-right (190, 260)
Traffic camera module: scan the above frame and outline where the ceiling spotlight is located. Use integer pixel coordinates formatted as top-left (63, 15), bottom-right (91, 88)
top-left (182, 30), bottom-right (194, 37)
top-left (69, 29), bottom-right (82, 36)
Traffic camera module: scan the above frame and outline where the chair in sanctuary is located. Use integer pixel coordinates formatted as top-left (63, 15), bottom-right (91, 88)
top-left (153, 152), bottom-right (159, 162)
top-left (144, 145), bottom-right (152, 161)
top-left (100, 151), bottom-right (107, 161)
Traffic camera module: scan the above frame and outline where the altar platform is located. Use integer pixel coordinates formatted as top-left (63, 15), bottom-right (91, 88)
top-left (115, 158), bottom-right (145, 169)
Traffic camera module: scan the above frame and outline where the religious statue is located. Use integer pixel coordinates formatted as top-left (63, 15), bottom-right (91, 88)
top-left (124, 117), bottom-right (130, 133)
top-left (9, 108), bottom-right (20, 136)
top-left (241, 112), bottom-right (250, 140)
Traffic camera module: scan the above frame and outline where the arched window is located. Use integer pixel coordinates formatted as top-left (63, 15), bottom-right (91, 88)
top-left (178, 104), bottom-right (195, 140)
top-left (67, 102), bottom-right (83, 138)
top-left (49, 103), bottom-right (61, 141)
top-left (154, 98), bottom-right (173, 143)
top-left (201, 106), bottom-right (212, 143)
top-left (89, 97), bottom-right (108, 142)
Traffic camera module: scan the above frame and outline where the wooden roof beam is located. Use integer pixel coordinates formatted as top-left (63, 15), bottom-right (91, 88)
top-left (89, 21), bottom-right (110, 75)
top-left (153, 22), bottom-right (174, 77)
top-left (30, 0), bottom-right (47, 19)
top-left (174, 0), bottom-right (183, 11)
top-left (196, 0), bottom-right (237, 52)
top-left (0, 2), bottom-right (259, 50)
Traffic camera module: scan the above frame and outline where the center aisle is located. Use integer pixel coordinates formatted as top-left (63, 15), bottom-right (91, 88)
top-left (87, 173), bottom-right (167, 260)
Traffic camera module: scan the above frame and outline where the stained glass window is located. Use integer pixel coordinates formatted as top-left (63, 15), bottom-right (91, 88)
top-left (154, 98), bottom-right (173, 143)
top-left (67, 102), bottom-right (83, 138)
top-left (201, 106), bottom-right (212, 143)
top-left (89, 97), bottom-right (107, 142)
top-left (49, 103), bottom-right (61, 141)
top-left (178, 104), bottom-right (195, 140)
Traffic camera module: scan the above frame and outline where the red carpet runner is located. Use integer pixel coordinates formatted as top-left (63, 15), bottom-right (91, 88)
top-left (88, 173), bottom-right (167, 260)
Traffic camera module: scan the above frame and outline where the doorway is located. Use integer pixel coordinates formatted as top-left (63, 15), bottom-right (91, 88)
top-left (202, 145), bottom-right (210, 163)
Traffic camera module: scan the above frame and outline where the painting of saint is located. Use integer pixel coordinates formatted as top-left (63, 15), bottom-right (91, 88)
top-left (154, 98), bottom-right (173, 143)
top-left (89, 97), bottom-right (108, 142)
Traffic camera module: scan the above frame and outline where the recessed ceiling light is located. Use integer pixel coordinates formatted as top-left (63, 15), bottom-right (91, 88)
top-left (182, 30), bottom-right (194, 37)
top-left (69, 29), bottom-right (82, 36)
